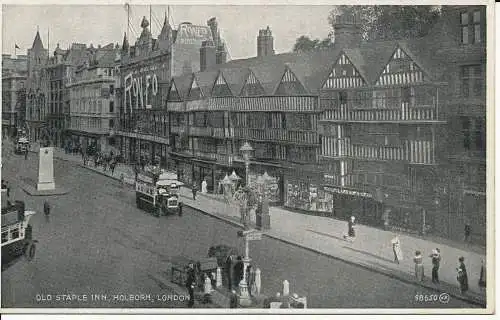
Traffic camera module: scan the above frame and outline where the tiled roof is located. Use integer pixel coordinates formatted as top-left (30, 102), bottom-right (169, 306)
top-left (170, 73), bottom-right (193, 100)
top-left (179, 23), bottom-right (455, 97)
top-left (192, 70), bottom-right (218, 97)
top-left (219, 67), bottom-right (250, 95)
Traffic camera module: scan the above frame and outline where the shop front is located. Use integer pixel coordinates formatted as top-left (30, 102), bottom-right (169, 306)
top-left (192, 161), bottom-right (215, 192)
top-left (321, 186), bottom-right (384, 226)
top-left (284, 170), bottom-right (328, 213)
top-left (248, 164), bottom-right (284, 205)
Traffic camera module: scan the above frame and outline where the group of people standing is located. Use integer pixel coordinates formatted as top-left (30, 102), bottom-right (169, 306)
top-left (392, 235), bottom-right (486, 295)
top-left (345, 215), bottom-right (485, 295)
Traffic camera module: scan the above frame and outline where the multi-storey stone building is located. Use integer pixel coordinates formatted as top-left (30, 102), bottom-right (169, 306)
top-left (67, 44), bottom-right (120, 152)
top-left (116, 15), bottom-right (227, 165)
top-left (2, 54), bottom-right (28, 137)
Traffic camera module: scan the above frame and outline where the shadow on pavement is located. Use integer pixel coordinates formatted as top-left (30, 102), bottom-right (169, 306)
top-left (306, 229), bottom-right (348, 242)
top-left (342, 246), bottom-right (395, 264)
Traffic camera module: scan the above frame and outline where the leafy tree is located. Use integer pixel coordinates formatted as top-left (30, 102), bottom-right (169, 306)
top-left (293, 35), bottom-right (333, 53)
top-left (328, 5), bottom-right (441, 41)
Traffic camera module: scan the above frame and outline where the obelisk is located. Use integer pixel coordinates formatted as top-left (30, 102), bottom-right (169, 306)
top-left (37, 147), bottom-right (56, 191)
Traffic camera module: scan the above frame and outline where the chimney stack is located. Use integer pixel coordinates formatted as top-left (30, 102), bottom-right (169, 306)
top-left (200, 40), bottom-right (216, 71)
top-left (257, 26), bottom-right (274, 58)
top-left (333, 13), bottom-right (362, 48)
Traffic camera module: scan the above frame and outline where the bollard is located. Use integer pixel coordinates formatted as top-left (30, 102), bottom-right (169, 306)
top-left (283, 280), bottom-right (289, 297)
top-left (255, 268), bottom-right (262, 296)
top-left (216, 267), bottom-right (222, 288)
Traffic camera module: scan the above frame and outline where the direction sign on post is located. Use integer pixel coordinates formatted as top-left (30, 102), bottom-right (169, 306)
top-left (245, 231), bottom-right (262, 241)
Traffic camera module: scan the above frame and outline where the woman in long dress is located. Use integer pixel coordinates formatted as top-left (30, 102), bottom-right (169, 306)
top-left (457, 256), bottom-right (469, 294)
top-left (413, 251), bottom-right (424, 282)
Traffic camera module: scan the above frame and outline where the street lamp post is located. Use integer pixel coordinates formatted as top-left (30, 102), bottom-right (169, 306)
top-left (237, 142), bottom-right (254, 307)
top-left (240, 142), bottom-right (253, 187)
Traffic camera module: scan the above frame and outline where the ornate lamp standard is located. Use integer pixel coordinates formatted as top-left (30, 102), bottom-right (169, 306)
top-left (240, 142), bottom-right (254, 187)
top-left (236, 142), bottom-right (258, 307)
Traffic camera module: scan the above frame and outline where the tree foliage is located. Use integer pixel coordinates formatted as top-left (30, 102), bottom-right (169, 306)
top-left (293, 6), bottom-right (442, 52)
top-left (328, 5), bottom-right (441, 41)
top-left (292, 35), bottom-right (333, 53)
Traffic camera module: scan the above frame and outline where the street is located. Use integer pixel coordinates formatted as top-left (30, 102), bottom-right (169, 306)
top-left (1, 154), bottom-right (480, 308)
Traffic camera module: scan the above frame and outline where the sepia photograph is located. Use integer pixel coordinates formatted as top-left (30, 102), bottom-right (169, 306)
top-left (0, 1), bottom-right (494, 315)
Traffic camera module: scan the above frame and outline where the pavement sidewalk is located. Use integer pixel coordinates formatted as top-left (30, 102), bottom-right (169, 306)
top-left (27, 143), bottom-right (487, 306)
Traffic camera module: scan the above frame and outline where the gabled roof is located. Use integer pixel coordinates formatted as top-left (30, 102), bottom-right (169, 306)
top-left (170, 73), bottom-right (193, 100)
top-left (286, 48), bottom-right (340, 94)
top-left (249, 61), bottom-right (288, 95)
top-left (350, 41), bottom-right (397, 84)
top-left (219, 67), bottom-right (250, 96)
top-left (192, 70), bottom-right (218, 97)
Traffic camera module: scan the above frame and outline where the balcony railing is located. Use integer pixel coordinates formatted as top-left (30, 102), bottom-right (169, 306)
top-left (234, 128), bottom-right (318, 144)
top-left (321, 104), bottom-right (438, 122)
top-left (321, 140), bottom-right (435, 164)
top-left (190, 126), bottom-right (213, 137)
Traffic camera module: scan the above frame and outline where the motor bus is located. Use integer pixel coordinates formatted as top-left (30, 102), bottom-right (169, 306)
top-left (135, 169), bottom-right (183, 216)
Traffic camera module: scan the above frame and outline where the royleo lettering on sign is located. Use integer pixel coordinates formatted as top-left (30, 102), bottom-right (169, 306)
top-left (176, 24), bottom-right (212, 45)
top-left (124, 69), bottom-right (161, 111)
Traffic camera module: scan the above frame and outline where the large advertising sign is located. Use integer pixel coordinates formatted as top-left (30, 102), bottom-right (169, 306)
top-left (124, 63), bottom-right (168, 112)
top-left (176, 23), bottom-right (213, 45)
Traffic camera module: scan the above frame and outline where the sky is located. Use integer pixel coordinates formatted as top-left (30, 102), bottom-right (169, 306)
top-left (2, 4), bottom-right (337, 60)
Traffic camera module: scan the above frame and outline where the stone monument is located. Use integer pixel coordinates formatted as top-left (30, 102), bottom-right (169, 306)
top-left (37, 147), bottom-right (56, 191)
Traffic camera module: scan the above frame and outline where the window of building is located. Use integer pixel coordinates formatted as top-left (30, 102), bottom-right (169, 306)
top-left (461, 65), bottom-right (483, 97)
top-left (110, 85), bottom-right (114, 95)
top-left (461, 10), bottom-right (482, 44)
top-left (109, 101), bottom-right (114, 113)
top-left (339, 91), bottom-right (348, 105)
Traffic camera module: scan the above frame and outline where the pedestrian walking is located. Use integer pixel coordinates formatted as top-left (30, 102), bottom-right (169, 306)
top-left (478, 259), bottom-right (486, 289)
top-left (120, 173), bottom-right (125, 188)
top-left (391, 235), bottom-right (403, 264)
top-left (457, 256), bottom-right (469, 294)
top-left (413, 250), bottom-right (424, 282)
top-left (178, 202), bottom-right (183, 216)
top-left (186, 263), bottom-right (196, 308)
top-left (43, 200), bottom-right (51, 216)
top-left (110, 161), bottom-right (116, 175)
top-left (343, 216), bottom-right (356, 242)
top-left (192, 183), bottom-right (198, 200)
top-left (233, 256), bottom-right (244, 288)
top-left (429, 248), bottom-right (441, 284)
top-left (464, 221), bottom-right (472, 243)
top-left (24, 149), bottom-right (28, 160)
